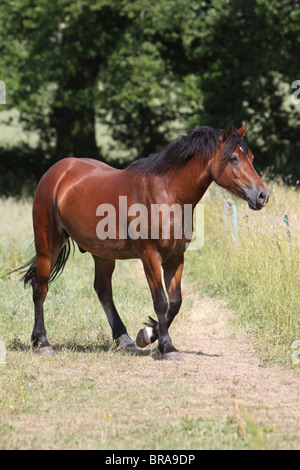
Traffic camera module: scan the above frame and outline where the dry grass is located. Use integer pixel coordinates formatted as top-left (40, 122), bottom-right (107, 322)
top-left (0, 194), bottom-right (299, 450)
top-left (185, 179), bottom-right (300, 366)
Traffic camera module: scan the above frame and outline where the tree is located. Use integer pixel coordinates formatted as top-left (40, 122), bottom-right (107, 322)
top-left (0, 0), bottom-right (299, 182)
top-left (0, 0), bottom-right (129, 158)
top-left (177, 0), bottom-right (300, 177)
top-left (98, 0), bottom-right (193, 158)
top-left (0, 0), bottom-right (191, 160)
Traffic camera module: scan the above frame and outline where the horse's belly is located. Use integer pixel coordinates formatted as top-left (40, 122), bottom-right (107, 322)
top-left (59, 212), bottom-right (140, 260)
top-left (78, 237), bottom-right (139, 260)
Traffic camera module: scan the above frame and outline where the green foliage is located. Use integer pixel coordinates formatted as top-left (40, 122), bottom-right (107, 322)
top-left (0, 0), bottom-right (299, 182)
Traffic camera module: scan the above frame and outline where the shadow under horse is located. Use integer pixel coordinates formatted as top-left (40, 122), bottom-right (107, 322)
top-left (15, 122), bottom-right (269, 360)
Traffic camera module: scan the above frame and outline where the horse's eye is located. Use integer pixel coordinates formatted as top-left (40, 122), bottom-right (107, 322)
top-left (230, 155), bottom-right (239, 164)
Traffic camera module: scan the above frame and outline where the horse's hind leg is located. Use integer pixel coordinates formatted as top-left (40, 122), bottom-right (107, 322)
top-left (31, 223), bottom-right (65, 355)
top-left (31, 257), bottom-right (53, 355)
top-left (93, 256), bottom-right (137, 353)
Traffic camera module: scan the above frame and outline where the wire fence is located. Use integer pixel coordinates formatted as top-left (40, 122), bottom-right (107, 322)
top-left (222, 199), bottom-right (299, 248)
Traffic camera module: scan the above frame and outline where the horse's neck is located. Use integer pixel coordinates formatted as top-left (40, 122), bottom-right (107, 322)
top-left (166, 158), bottom-right (213, 206)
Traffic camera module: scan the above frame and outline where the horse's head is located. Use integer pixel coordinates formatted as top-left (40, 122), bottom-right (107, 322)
top-left (210, 122), bottom-right (269, 210)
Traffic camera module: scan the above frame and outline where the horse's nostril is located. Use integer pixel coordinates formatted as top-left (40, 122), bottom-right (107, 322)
top-left (258, 191), bottom-right (266, 201)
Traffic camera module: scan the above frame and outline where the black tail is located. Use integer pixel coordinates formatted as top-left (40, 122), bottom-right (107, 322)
top-left (7, 239), bottom-right (74, 288)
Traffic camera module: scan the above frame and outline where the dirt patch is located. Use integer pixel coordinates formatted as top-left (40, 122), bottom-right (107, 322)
top-left (172, 291), bottom-right (300, 447)
top-left (3, 259), bottom-right (299, 449)
top-left (131, 258), bottom-right (300, 447)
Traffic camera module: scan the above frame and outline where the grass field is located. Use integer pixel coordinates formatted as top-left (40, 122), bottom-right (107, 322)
top-left (185, 178), bottom-right (300, 366)
top-left (0, 181), bottom-right (299, 449)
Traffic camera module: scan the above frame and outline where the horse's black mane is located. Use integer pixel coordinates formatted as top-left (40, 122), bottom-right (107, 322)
top-left (127, 126), bottom-right (249, 176)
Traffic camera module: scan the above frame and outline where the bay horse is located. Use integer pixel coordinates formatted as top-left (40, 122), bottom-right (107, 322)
top-left (17, 122), bottom-right (269, 360)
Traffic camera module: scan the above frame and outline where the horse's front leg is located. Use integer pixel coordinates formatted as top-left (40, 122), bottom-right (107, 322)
top-left (136, 256), bottom-right (183, 354)
top-left (139, 252), bottom-right (183, 361)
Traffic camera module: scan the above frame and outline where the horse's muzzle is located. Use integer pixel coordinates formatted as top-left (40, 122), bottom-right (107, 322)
top-left (246, 187), bottom-right (270, 210)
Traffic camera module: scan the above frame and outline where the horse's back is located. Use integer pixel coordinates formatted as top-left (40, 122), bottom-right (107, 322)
top-left (33, 157), bottom-right (120, 224)
top-left (35, 158), bottom-right (119, 198)
top-left (48, 157), bottom-right (119, 179)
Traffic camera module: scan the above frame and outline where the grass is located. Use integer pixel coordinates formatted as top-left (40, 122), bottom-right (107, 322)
top-left (1, 350), bottom-right (281, 450)
top-left (185, 178), bottom-right (300, 366)
top-left (0, 190), bottom-right (299, 449)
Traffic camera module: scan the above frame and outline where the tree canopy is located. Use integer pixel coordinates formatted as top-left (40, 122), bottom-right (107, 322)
top-left (0, 0), bottom-right (299, 192)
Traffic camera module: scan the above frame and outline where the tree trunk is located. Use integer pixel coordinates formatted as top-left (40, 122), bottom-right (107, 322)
top-left (53, 104), bottom-right (99, 160)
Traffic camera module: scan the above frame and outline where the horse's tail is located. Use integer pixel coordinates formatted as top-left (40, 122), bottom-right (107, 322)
top-left (19, 255), bottom-right (37, 287)
top-left (7, 238), bottom-right (74, 287)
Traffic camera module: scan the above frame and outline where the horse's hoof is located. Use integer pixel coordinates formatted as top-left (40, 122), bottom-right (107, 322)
top-left (117, 342), bottom-right (140, 355)
top-left (155, 349), bottom-right (183, 361)
top-left (164, 351), bottom-right (184, 361)
top-left (136, 327), bottom-right (154, 348)
top-left (37, 346), bottom-right (54, 356)
top-left (116, 334), bottom-right (139, 355)
top-left (124, 344), bottom-right (140, 355)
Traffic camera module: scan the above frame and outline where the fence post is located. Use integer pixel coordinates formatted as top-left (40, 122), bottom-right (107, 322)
top-left (283, 214), bottom-right (291, 243)
top-left (223, 199), bottom-right (238, 247)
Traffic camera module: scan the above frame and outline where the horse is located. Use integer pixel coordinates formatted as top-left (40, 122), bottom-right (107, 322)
top-left (16, 121), bottom-right (269, 361)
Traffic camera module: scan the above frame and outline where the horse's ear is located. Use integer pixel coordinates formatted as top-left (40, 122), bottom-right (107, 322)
top-left (219, 122), bottom-right (234, 142)
top-left (235, 121), bottom-right (248, 138)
